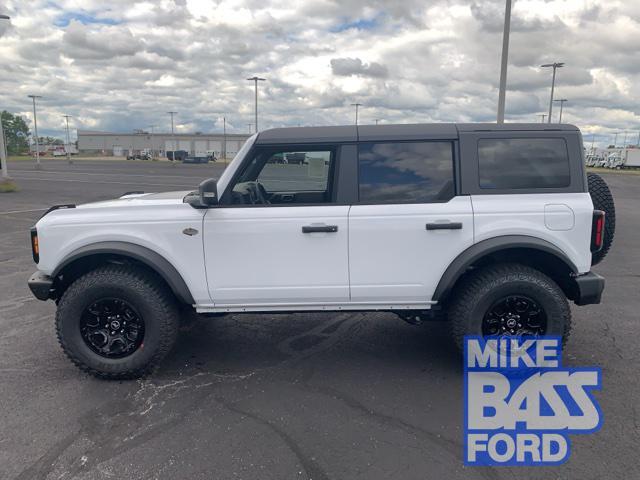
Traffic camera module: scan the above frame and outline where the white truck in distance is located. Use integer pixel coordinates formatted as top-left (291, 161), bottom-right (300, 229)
top-left (27, 123), bottom-right (615, 379)
top-left (605, 148), bottom-right (640, 169)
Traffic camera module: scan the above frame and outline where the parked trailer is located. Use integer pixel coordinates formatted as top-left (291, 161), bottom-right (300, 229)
top-left (166, 150), bottom-right (188, 161)
top-left (605, 148), bottom-right (640, 169)
top-left (624, 149), bottom-right (640, 167)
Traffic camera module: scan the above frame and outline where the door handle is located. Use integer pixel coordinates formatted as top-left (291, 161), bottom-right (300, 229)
top-left (302, 225), bottom-right (338, 233)
top-left (426, 222), bottom-right (463, 230)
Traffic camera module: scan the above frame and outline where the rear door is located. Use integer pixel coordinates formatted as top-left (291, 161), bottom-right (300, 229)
top-left (348, 141), bottom-right (474, 305)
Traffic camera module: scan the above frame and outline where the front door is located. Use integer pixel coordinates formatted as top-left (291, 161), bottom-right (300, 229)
top-left (203, 145), bottom-right (350, 308)
top-left (348, 140), bottom-right (474, 305)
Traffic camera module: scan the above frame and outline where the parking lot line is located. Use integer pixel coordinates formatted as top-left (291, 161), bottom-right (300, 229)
top-left (10, 175), bottom-right (194, 188)
top-left (9, 169), bottom-right (210, 181)
top-left (0, 208), bottom-right (48, 215)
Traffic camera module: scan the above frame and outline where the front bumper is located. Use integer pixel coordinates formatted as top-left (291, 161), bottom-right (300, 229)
top-left (28, 271), bottom-right (54, 301)
top-left (573, 272), bottom-right (605, 306)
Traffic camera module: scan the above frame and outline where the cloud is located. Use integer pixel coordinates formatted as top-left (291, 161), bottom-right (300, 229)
top-left (330, 57), bottom-right (388, 78)
top-left (62, 21), bottom-right (141, 60)
top-left (0, 0), bottom-right (638, 147)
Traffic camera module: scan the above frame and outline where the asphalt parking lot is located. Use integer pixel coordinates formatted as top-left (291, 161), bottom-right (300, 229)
top-left (1, 159), bottom-right (638, 480)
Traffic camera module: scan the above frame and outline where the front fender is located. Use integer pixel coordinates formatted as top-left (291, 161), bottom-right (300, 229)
top-left (52, 241), bottom-right (195, 305)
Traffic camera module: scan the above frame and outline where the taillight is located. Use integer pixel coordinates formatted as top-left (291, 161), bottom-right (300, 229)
top-left (591, 210), bottom-right (605, 253)
top-left (30, 228), bottom-right (39, 263)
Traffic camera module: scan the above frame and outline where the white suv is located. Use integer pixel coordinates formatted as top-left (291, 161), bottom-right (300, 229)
top-left (28, 123), bottom-right (615, 379)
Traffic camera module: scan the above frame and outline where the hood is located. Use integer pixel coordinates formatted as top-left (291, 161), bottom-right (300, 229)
top-left (77, 190), bottom-right (194, 209)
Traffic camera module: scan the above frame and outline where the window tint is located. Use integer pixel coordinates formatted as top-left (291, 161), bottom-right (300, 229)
top-left (478, 138), bottom-right (570, 190)
top-left (358, 142), bottom-right (454, 204)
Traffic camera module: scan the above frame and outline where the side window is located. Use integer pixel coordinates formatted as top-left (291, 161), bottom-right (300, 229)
top-left (478, 138), bottom-right (571, 190)
top-left (358, 142), bottom-right (455, 204)
top-left (258, 151), bottom-right (332, 193)
top-left (230, 148), bottom-right (335, 205)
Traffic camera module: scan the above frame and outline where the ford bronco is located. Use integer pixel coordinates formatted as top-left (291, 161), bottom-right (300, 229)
top-left (27, 123), bottom-right (615, 379)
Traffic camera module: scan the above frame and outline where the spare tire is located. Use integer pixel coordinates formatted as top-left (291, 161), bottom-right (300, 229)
top-left (588, 172), bottom-right (615, 265)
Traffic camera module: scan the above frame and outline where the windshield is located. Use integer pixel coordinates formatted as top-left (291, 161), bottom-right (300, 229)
top-left (216, 133), bottom-right (258, 196)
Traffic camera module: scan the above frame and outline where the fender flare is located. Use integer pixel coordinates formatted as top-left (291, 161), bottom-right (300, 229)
top-left (52, 241), bottom-right (195, 305)
top-left (432, 235), bottom-right (578, 302)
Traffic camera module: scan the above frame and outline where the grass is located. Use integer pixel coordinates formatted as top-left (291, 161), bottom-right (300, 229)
top-left (587, 166), bottom-right (640, 176)
top-left (7, 155), bottom-right (130, 162)
top-left (0, 178), bottom-right (18, 193)
top-left (6, 155), bottom-right (215, 163)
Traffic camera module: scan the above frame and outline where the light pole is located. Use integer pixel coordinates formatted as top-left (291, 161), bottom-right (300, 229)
top-left (63, 115), bottom-right (73, 164)
top-left (554, 98), bottom-right (568, 123)
top-left (0, 112), bottom-right (8, 180)
top-left (350, 103), bottom-right (362, 126)
top-left (148, 124), bottom-right (157, 158)
top-left (28, 95), bottom-right (43, 169)
top-left (538, 114), bottom-right (547, 123)
top-left (497, 0), bottom-right (512, 123)
top-left (375, 119), bottom-right (380, 125)
top-left (247, 123), bottom-right (253, 134)
top-left (0, 15), bottom-right (11, 182)
top-left (222, 116), bottom-right (226, 161)
top-left (613, 132), bottom-right (619, 147)
top-left (541, 62), bottom-right (564, 124)
top-left (167, 112), bottom-right (177, 164)
top-left (246, 76), bottom-right (266, 133)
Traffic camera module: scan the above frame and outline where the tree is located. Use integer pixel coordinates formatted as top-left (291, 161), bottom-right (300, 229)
top-left (38, 136), bottom-right (63, 145)
top-left (1, 111), bottom-right (30, 155)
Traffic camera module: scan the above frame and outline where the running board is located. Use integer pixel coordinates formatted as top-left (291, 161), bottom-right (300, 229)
top-left (195, 301), bottom-right (435, 314)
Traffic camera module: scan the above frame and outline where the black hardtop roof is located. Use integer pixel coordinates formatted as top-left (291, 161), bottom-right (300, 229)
top-left (255, 123), bottom-right (579, 144)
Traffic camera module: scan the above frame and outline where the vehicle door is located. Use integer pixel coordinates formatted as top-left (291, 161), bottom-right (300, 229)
top-left (203, 144), bottom-right (351, 307)
top-left (348, 140), bottom-right (474, 306)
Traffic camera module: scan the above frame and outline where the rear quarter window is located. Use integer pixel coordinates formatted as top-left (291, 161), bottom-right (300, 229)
top-left (478, 138), bottom-right (571, 189)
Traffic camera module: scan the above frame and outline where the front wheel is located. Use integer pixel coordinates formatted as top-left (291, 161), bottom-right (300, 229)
top-left (448, 263), bottom-right (571, 352)
top-left (56, 265), bottom-right (180, 379)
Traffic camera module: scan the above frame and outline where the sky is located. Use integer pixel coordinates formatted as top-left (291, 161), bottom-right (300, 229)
top-left (0, 0), bottom-right (639, 147)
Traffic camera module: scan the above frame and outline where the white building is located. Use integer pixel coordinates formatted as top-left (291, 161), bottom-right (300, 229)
top-left (77, 130), bottom-right (252, 159)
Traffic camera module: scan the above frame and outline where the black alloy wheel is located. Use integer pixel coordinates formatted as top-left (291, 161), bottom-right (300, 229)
top-left (80, 297), bottom-right (145, 358)
top-left (482, 295), bottom-right (548, 337)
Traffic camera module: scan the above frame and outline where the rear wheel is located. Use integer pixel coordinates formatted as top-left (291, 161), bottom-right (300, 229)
top-left (56, 265), bottom-right (179, 379)
top-left (588, 172), bottom-right (615, 265)
top-left (449, 263), bottom-right (571, 352)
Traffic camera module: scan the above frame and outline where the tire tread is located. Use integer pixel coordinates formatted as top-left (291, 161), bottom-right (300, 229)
top-left (449, 263), bottom-right (572, 352)
top-left (56, 265), bottom-right (179, 380)
top-left (588, 172), bottom-right (615, 265)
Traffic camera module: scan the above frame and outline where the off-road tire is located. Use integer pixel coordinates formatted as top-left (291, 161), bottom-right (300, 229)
top-left (449, 263), bottom-right (571, 352)
top-left (588, 172), bottom-right (615, 265)
top-left (56, 265), bottom-right (179, 380)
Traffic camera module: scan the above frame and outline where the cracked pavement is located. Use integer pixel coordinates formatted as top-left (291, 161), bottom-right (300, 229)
top-left (1, 160), bottom-right (638, 479)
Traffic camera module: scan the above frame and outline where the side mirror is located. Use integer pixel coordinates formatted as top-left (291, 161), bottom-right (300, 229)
top-left (199, 178), bottom-right (218, 206)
